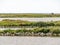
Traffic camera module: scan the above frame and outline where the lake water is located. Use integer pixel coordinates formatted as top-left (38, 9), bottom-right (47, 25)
top-left (0, 17), bottom-right (60, 22)
top-left (0, 27), bottom-right (34, 30)
top-left (0, 36), bottom-right (60, 45)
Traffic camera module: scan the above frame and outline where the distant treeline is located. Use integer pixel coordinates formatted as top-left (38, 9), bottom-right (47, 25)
top-left (0, 13), bottom-right (60, 18)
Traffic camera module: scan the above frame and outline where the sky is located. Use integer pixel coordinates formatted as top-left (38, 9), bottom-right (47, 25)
top-left (0, 0), bottom-right (60, 13)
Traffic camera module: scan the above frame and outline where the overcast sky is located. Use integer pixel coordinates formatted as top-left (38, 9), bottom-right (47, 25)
top-left (0, 0), bottom-right (60, 13)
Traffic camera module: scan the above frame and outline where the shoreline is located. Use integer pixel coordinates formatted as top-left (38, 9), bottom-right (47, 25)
top-left (0, 36), bottom-right (60, 37)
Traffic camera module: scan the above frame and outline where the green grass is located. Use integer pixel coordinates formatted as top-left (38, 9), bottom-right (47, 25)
top-left (0, 26), bottom-right (60, 36)
top-left (0, 19), bottom-right (60, 27)
top-left (0, 19), bottom-right (60, 36)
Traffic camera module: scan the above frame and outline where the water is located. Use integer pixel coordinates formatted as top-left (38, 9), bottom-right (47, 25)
top-left (0, 17), bottom-right (60, 22)
top-left (0, 36), bottom-right (60, 45)
top-left (0, 27), bottom-right (34, 30)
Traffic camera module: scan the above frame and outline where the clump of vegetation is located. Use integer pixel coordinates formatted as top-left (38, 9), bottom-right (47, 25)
top-left (0, 27), bottom-right (60, 36)
top-left (0, 19), bottom-right (60, 28)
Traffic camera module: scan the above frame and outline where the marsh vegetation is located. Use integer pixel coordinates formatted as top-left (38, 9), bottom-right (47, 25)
top-left (0, 19), bottom-right (60, 36)
top-left (0, 13), bottom-right (60, 36)
top-left (0, 13), bottom-right (60, 18)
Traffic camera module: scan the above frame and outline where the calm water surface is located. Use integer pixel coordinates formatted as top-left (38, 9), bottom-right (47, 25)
top-left (0, 17), bottom-right (60, 22)
top-left (0, 36), bottom-right (60, 45)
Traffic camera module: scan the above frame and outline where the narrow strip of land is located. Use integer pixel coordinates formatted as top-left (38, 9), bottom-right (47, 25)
top-left (0, 13), bottom-right (60, 18)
